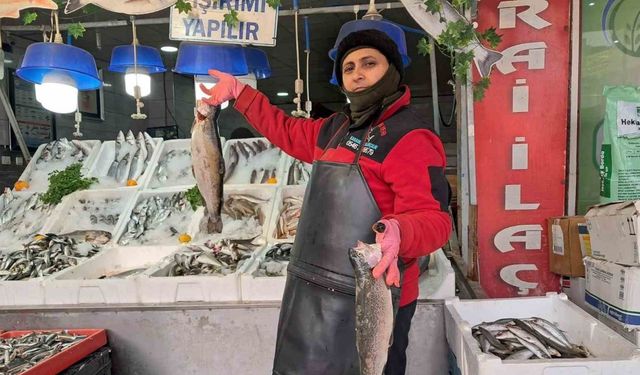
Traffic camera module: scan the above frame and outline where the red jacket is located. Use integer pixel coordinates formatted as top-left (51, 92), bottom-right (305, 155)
top-left (234, 85), bottom-right (452, 306)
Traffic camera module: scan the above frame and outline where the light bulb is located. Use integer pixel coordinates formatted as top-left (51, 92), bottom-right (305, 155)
top-left (35, 72), bottom-right (78, 114)
top-left (194, 75), bottom-right (229, 109)
top-left (125, 68), bottom-right (151, 97)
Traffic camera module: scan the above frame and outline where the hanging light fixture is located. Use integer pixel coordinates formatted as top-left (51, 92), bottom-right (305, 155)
top-left (17, 12), bottom-right (101, 114)
top-left (328, 19), bottom-right (411, 86)
top-left (108, 17), bottom-right (166, 119)
top-left (110, 44), bottom-right (165, 97)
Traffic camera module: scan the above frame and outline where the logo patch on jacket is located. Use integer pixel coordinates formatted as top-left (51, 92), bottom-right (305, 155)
top-left (345, 134), bottom-right (379, 156)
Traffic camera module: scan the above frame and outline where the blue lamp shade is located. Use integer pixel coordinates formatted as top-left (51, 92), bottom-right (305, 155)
top-left (108, 45), bottom-right (166, 74)
top-left (244, 47), bottom-right (271, 79)
top-left (328, 20), bottom-right (411, 67)
top-left (17, 43), bottom-right (102, 90)
top-left (174, 43), bottom-right (248, 76)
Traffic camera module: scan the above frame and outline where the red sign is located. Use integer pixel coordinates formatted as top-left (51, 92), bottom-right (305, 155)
top-left (474, 0), bottom-right (570, 297)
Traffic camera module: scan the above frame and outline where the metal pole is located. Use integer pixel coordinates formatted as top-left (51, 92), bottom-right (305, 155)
top-left (567, 0), bottom-right (580, 215)
top-left (429, 37), bottom-right (440, 134)
top-left (1, 2), bottom-right (405, 32)
top-left (0, 88), bottom-right (30, 161)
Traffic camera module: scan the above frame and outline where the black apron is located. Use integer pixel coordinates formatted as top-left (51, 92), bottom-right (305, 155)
top-left (273, 121), bottom-right (401, 375)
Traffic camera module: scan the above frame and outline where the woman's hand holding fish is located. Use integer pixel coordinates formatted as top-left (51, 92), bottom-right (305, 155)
top-left (200, 69), bottom-right (246, 106)
top-left (371, 218), bottom-right (401, 287)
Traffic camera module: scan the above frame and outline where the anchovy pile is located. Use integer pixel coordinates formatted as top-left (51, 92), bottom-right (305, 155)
top-left (106, 130), bottom-right (156, 184)
top-left (35, 138), bottom-right (92, 166)
top-left (0, 331), bottom-right (87, 375)
top-left (119, 192), bottom-right (189, 245)
top-left (275, 196), bottom-right (302, 239)
top-left (224, 139), bottom-right (281, 184)
top-left (286, 160), bottom-right (311, 185)
top-left (251, 243), bottom-right (292, 277)
top-left (0, 234), bottom-right (103, 281)
top-left (222, 194), bottom-right (267, 224)
top-left (472, 318), bottom-right (589, 360)
top-left (164, 239), bottom-right (260, 277)
top-left (155, 149), bottom-right (191, 184)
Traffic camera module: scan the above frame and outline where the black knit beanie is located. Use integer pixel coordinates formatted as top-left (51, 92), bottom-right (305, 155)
top-left (334, 29), bottom-right (404, 88)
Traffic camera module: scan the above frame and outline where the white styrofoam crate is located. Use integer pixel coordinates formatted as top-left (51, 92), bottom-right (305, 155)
top-left (42, 245), bottom-right (178, 305)
top-left (0, 279), bottom-right (44, 306)
top-left (144, 137), bottom-right (227, 190)
top-left (137, 246), bottom-right (256, 303)
top-left (266, 185), bottom-right (305, 244)
top-left (0, 191), bottom-right (56, 250)
top-left (222, 137), bottom-right (286, 186)
top-left (112, 187), bottom-right (197, 247)
top-left (87, 137), bottom-right (162, 190)
top-left (18, 140), bottom-right (101, 193)
top-left (597, 311), bottom-right (640, 346)
top-left (446, 293), bottom-right (640, 375)
top-left (190, 185), bottom-right (277, 245)
top-left (240, 243), bottom-right (291, 302)
top-left (417, 249), bottom-right (455, 300)
top-left (281, 156), bottom-right (312, 185)
top-left (41, 189), bottom-right (135, 239)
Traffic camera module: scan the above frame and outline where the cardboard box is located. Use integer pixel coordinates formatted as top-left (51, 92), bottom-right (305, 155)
top-left (547, 216), bottom-right (586, 277)
top-left (577, 223), bottom-right (592, 257)
top-left (584, 257), bottom-right (640, 329)
top-left (597, 310), bottom-right (640, 346)
top-left (585, 201), bottom-right (640, 266)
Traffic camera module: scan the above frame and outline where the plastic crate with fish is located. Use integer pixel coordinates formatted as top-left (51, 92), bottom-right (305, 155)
top-left (43, 245), bottom-right (178, 305)
top-left (0, 329), bottom-right (107, 375)
top-left (137, 241), bottom-right (262, 303)
top-left (41, 189), bottom-right (135, 242)
top-left (0, 231), bottom-right (111, 306)
top-left (240, 242), bottom-right (292, 301)
top-left (17, 139), bottom-right (101, 193)
top-left (144, 137), bottom-right (226, 190)
top-left (446, 293), bottom-right (640, 375)
top-left (222, 137), bottom-right (286, 185)
top-left (266, 185), bottom-right (305, 244)
top-left (417, 249), bottom-right (456, 300)
top-left (189, 185), bottom-right (277, 246)
top-left (112, 188), bottom-right (197, 247)
top-left (86, 131), bottom-right (162, 190)
top-left (281, 156), bottom-right (312, 185)
top-left (0, 190), bottom-right (57, 251)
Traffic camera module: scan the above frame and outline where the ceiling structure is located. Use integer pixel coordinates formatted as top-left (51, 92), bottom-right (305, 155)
top-left (1, 1), bottom-right (454, 107)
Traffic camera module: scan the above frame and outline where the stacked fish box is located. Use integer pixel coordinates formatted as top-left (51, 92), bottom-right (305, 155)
top-left (17, 139), bottom-right (101, 193)
top-left (281, 156), bottom-right (312, 186)
top-left (446, 293), bottom-right (640, 375)
top-left (240, 242), bottom-right (292, 301)
top-left (582, 201), bottom-right (640, 342)
top-left (417, 249), bottom-right (456, 300)
top-left (223, 137), bottom-right (286, 186)
top-left (144, 138), bottom-right (196, 190)
top-left (0, 190), bottom-right (57, 251)
top-left (86, 131), bottom-right (162, 190)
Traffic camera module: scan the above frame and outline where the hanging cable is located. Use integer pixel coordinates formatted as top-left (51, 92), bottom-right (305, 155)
top-left (304, 16), bottom-right (312, 117)
top-left (130, 16), bottom-right (147, 120)
top-left (291, 0), bottom-right (306, 117)
top-left (53, 11), bottom-right (62, 43)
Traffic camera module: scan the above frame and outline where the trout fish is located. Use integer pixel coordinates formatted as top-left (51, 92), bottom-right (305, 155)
top-left (0, 0), bottom-right (58, 19)
top-left (65, 0), bottom-right (176, 15)
top-left (191, 101), bottom-right (224, 234)
top-left (349, 241), bottom-right (394, 375)
top-left (399, 0), bottom-right (502, 77)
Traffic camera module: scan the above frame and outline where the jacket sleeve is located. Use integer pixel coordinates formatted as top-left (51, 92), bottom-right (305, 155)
top-left (233, 86), bottom-right (328, 163)
top-left (381, 129), bottom-right (452, 258)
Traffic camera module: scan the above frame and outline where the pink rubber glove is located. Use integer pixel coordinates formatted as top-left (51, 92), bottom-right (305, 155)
top-left (200, 69), bottom-right (246, 106)
top-left (371, 219), bottom-right (401, 287)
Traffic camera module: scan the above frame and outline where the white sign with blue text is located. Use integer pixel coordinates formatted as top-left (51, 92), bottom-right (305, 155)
top-left (170, 0), bottom-right (278, 46)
